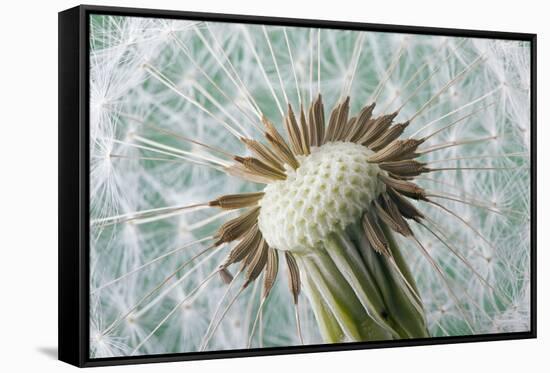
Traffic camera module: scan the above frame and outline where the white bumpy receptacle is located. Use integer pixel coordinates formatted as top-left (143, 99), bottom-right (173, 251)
top-left (258, 141), bottom-right (385, 253)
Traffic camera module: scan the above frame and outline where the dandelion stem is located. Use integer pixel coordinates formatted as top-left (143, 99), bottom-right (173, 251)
top-left (297, 258), bottom-right (346, 343)
top-left (298, 254), bottom-right (363, 341)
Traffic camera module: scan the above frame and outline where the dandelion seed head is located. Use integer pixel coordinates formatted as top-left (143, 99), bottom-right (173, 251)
top-left (88, 14), bottom-right (531, 356)
top-left (258, 142), bottom-right (384, 252)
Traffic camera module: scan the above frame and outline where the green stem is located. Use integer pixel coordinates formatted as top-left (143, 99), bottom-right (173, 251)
top-left (295, 223), bottom-right (429, 343)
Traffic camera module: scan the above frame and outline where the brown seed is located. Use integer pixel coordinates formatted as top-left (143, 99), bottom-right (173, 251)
top-left (225, 164), bottom-right (275, 185)
top-left (214, 207), bottom-right (260, 246)
top-left (265, 132), bottom-right (300, 169)
top-left (262, 115), bottom-right (299, 168)
top-left (334, 96), bottom-right (351, 141)
top-left (209, 192), bottom-right (265, 210)
top-left (234, 156), bottom-right (287, 181)
top-left (223, 225), bottom-right (263, 266)
top-left (241, 137), bottom-right (285, 172)
top-left (367, 138), bottom-right (424, 163)
top-left (307, 101), bottom-right (319, 147)
top-left (356, 102), bottom-right (376, 126)
top-left (361, 112), bottom-right (398, 146)
top-left (324, 96), bottom-right (350, 142)
top-left (308, 96), bottom-right (326, 147)
top-left (377, 194), bottom-right (413, 236)
top-left (263, 248), bottom-right (279, 297)
top-left (243, 239), bottom-right (269, 288)
top-left (285, 103), bottom-right (305, 155)
top-left (362, 212), bottom-right (390, 257)
top-left (387, 187), bottom-right (425, 222)
top-left (219, 267), bottom-right (234, 284)
top-left (339, 116), bottom-right (357, 142)
top-left (299, 105), bottom-right (311, 155)
top-left (262, 116), bottom-right (288, 149)
top-left (378, 174), bottom-right (427, 201)
top-left (379, 159), bottom-right (429, 178)
top-left (348, 103), bottom-right (376, 142)
top-left (370, 121), bottom-right (410, 151)
top-left (285, 252), bottom-right (301, 304)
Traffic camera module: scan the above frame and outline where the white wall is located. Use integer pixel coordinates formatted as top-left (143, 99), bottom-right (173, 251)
top-left (0, 0), bottom-right (545, 371)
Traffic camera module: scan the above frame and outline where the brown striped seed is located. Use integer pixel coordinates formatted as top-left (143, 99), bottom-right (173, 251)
top-left (241, 137), bottom-right (285, 172)
top-left (215, 207), bottom-right (261, 246)
top-left (362, 212), bottom-right (390, 257)
top-left (222, 225), bottom-right (263, 266)
top-left (308, 94), bottom-right (325, 146)
top-left (378, 174), bottom-right (428, 201)
top-left (367, 138), bottom-right (424, 163)
top-left (370, 121), bottom-right (410, 151)
top-left (379, 159), bottom-right (429, 178)
top-left (243, 239), bottom-right (269, 288)
top-left (387, 187), bottom-right (425, 222)
top-left (263, 248), bottom-right (279, 297)
top-left (209, 192), bottom-right (265, 210)
top-left (234, 156), bottom-right (287, 181)
top-left (361, 112), bottom-right (398, 146)
top-left (285, 252), bottom-right (301, 304)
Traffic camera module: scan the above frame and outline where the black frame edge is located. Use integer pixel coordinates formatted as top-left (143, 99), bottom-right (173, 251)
top-left (58, 5), bottom-right (87, 368)
top-left (530, 33), bottom-right (537, 339)
top-left (57, 4), bottom-right (536, 368)
top-left (79, 4), bottom-right (535, 39)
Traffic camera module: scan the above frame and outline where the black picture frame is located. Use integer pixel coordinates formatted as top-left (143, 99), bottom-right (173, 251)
top-left (58, 4), bottom-right (537, 368)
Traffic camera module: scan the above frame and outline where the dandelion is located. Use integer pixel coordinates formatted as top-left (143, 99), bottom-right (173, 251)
top-left (89, 15), bottom-right (531, 357)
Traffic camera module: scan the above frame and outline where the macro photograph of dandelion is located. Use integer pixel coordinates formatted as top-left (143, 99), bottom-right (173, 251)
top-left (83, 8), bottom-right (533, 361)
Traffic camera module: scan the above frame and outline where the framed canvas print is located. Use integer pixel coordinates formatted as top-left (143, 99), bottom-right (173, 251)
top-left (58, 4), bottom-right (537, 367)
